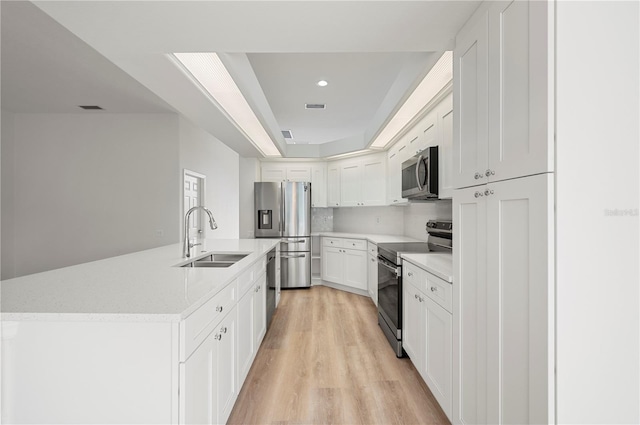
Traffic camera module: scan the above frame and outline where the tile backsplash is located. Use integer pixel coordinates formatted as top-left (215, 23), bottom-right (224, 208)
top-left (403, 200), bottom-right (453, 240)
top-left (311, 208), bottom-right (334, 232)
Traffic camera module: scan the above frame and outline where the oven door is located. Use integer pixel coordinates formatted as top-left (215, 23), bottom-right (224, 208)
top-left (377, 256), bottom-right (401, 338)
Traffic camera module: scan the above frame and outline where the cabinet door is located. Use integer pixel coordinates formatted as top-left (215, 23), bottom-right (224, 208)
top-left (406, 131), bottom-right (423, 158)
top-left (215, 309), bottom-right (237, 425)
top-left (438, 94), bottom-right (454, 199)
top-left (485, 173), bottom-right (553, 425)
top-left (261, 164), bottom-right (287, 182)
top-left (340, 162), bottom-right (362, 207)
top-left (236, 289), bottom-right (254, 386)
top-left (417, 111), bottom-right (438, 155)
top-left (343, 248), bottom-right (367, 290)
top-left (286, 165), bottom-right (312, 182)
top-left (322, 246), bottom-right (343, 284)
top-left (386, 150), bottom-right (408, 205)
top-left (367, 254), bottom-right (378, 306)
top-left (453, 9), bottom-right (489, 189)
top-left (402, 282), bottom-right (424, 371)
top-left (453, 185), bottom-right (488, 425)
top-left (487, 1), bottom-right (553, 182)
top-left (361, 155), bottom-right (386, 206)
top-left (311, 164), bottom-right (327, 207)
top-left (327, 164), bottom-right (341, 207)
top-left (424, 296), bottom-right (453, 421)
top-left (253, 275), bottom-right (267, 348)
top-left (180, 334), bottom-right (216, 425)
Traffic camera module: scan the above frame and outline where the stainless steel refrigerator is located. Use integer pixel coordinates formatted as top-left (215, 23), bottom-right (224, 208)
top-left (254, 181), bottom-right (311, 288)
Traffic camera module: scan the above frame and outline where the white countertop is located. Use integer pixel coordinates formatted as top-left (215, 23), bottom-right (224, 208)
top-left (311, 232), bottom-right (423, 244)
top-left (401, 253), bottom-right (453, 283)
top-left (1, 238), bottom-right (280, 323)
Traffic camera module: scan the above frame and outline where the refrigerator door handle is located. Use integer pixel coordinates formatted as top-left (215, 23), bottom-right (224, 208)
top-left (281, 254), bottom-right (306, 259)
top-left (281, 239), bottom-right (306, 244)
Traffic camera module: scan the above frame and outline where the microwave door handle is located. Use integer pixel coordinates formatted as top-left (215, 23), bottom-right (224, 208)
top-left (415, 154), bottom-right (424, 191)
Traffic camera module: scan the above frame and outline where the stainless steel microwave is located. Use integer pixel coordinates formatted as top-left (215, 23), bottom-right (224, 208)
top-left (401, 146), bottom-right (438, 200)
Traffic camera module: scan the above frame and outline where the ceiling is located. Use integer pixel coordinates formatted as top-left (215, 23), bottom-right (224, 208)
top-left (2, 1), bottom-right (482, 158)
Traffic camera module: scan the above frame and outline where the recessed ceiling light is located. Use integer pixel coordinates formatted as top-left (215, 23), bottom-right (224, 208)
top-left (317, 80), bottom-right (328, 87)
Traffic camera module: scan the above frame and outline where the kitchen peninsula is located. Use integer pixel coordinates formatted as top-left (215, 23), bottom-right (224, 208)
top-left (1, 238), bottom-right (280, 424)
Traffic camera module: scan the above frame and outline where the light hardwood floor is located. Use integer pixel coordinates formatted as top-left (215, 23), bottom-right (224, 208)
top-left (228, 286), bottom-right (450, 425)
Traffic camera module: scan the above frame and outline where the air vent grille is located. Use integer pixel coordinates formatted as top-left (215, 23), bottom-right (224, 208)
top-left (78, 105), bottom-right (104, 110)
top-left (281, 130), bottom-right (293, 139)
top-left (305, 103), bottom-right (326, 109)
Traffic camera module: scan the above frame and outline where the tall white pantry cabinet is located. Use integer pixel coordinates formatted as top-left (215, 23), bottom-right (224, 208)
top-left (452, 1), bottom-right (554, 424)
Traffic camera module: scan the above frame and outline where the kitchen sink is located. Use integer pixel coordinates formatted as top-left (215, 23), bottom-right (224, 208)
top-left (179, 253), bottom-right (249, 268)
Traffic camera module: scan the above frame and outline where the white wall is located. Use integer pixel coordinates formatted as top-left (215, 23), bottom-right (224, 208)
top-left (403, 201), bottom-right (452, 240)
top-left (1, 110), bottom-right (15, 278)
top-left (238, 157), bottom-right (259, 238)
top-left (556, 1), bottom-right (639, 423)
top-left (333, 206), bottom-right (404, 235)
top-left (178, 117), bottom-right (239, 240)
top-left (1, 113), bottom-right (180, 279)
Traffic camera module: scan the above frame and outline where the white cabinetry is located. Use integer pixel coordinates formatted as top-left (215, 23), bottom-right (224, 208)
top-left (311, 163), bottom-right (327, 207)
top-left (386, 139), bottom-right (410, 205)
top-left (367, 242), bottom-right (378, 306)
top-left (337, 153), bottom-right (387, 207)
top-left (180, 305), bottom-right (237, 425)
top-left (453, 1), bottom-right (553, 189)
top-left (327, 163), bottom-right (341, 207)
top-left (453, 173), bottom-right (553, 424)
top-left (403, 261), bottom-right (452, 421)
top-left (321, 237), bottom-right (367, 292)
top-left (261, 163), bottom-right (312, 182)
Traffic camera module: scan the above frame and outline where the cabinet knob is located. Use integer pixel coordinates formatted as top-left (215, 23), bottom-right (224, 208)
top-left (474, 191), bottom-right (484, 198)
top-left (408, 272), bottom-right (413, 276)
top-left (486, 169), bottom-right (495, 177)
top-left (474, 172), bottom-right (484, 180)
top-left (214, 334), bottom-right (222, 341)
top-left (430, 287), bottom-right (437, 292)
top-left (221, 326), bottom-right (228, 334)
top-left (484, 189), bottom-right (494, 197)
top-left (216, 306), bottom-right (223, 313)
top-left (415, 294), bottom-right (419, 299)
top-left (371, 258), bottom-right (375, 262)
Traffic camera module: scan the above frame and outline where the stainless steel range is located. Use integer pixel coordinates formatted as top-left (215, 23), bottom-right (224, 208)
top-left (377, 220), bottom-right (452, 357)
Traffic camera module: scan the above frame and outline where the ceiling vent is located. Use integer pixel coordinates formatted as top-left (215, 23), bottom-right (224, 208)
top-left (78, 105), bottom-right (104, 110)
top-left (305, 103), bottom-right (326, 110)
top-left (281, 130), bottom-right (294, 139)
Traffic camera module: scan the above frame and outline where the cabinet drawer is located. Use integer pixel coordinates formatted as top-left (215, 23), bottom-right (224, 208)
top-left (323, 237), bottom-right (344, 248)
top-left (422, 272), bottom-right (452, 313)
top-left (181, 280), bottom-right (238, 361)
top-left (238, 257), bottom-right (266, 295)
top-left (367, 241), bottom-right (378, 256)
top-left (343, 238), bottom-right (367, 251)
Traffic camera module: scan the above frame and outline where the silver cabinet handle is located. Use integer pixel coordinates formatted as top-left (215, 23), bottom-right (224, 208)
top-left (430, 287), bottom-right (437, 292)
top-left (474, 172), bottom-right (485, 180)
top-left (214, 334), bottom-right (222, 341)
top-left (216, 306), bottom-right (223, 313)
top-left (414, 294), bottom-right (419, 299)
top-left (371, 258), bottom-right (375, 262)
top-left (474, 191), bottom-right (484, 198)
top-left (220, 326), bottom-right (228, 334)
top-left (484, 189), bottom-right (494, 197)
top-left (408, 272), bottom-right (413, 277)
top-left (485, 169), bottom-right (496, 177)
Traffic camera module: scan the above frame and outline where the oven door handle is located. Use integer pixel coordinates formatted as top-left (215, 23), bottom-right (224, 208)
top-left (377, 257), bottom-right (400, 276)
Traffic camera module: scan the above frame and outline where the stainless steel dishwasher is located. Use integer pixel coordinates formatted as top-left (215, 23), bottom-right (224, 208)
top-left (266, 248), bottom-right (277, 329)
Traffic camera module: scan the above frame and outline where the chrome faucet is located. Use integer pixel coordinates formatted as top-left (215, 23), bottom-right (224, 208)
top-left (183, 206), bottom-right (218, 258)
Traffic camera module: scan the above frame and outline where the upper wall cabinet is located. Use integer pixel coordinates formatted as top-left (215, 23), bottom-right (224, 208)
top-left (337, 153), bottom-right (387, 207)
top-left (311, 164), bottom-right (327, 208)
top-left (453, 0), bottom-right (553, 189)
top-left (327, 163), bottom-right (341, 207)
top-left (261, 163), bottom-right (311, 182)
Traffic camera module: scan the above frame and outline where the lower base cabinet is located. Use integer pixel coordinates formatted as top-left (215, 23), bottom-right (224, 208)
top-left (403, 261), bottom-right (452, 420)
top-left (367, 253), bottom-right (378, 306)
top-left (180, 305), bottom-right (237, 425)
top-left (321, 237), bottom-right (367, 292)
